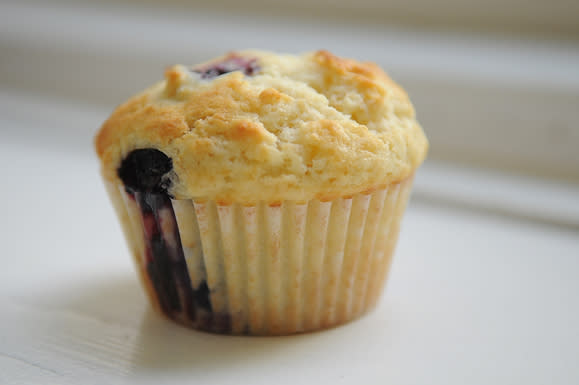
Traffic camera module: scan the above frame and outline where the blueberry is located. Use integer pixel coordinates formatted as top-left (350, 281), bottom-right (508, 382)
top-left (192, 280), bottom-right (212, 312)
top-left (118, 148), bottom-right (172, 194)
top-left (119, 149), bottom-right (233, 331)
top-left (193, 55), bottom-right (259, 79)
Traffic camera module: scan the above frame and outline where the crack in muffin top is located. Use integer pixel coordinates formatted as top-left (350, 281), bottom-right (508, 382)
top-left (95, 50), bottom-right (428, 203)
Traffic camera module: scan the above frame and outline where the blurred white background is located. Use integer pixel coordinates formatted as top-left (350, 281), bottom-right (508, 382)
top-left (2, 0), bottom-right (579, 181)
top-left (1, 1), bottom-right (579, 384)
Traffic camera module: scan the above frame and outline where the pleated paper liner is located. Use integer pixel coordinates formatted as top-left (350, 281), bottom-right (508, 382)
top-left (105, 177), bottom-right (413, 335)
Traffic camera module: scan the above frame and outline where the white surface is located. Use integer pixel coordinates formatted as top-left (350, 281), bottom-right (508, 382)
top-left (1, 96), bottom-right (579, 384)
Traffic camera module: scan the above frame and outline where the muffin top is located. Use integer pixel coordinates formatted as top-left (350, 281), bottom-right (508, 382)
top-left (95, 50), bottom-right (428, 203)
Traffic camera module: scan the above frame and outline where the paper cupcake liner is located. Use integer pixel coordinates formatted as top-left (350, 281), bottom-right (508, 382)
top-left (105, 177), bottom-right (413, 335)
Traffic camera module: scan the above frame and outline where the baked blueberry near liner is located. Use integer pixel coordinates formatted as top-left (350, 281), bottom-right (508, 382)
top-left (118, 149), bottom-right (226, 332)
top-left (117, 57), bottom-right (260, 333)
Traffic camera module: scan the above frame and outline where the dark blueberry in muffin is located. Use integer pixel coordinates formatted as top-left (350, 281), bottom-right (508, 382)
top-left (193, 54), bottom-right (260, 79)
top-left (117, 148), bottom-right (233, 332)
top-left (118, 148), bottom-right (172, 194)
top-left (192, 280), bottom-right (212, 312)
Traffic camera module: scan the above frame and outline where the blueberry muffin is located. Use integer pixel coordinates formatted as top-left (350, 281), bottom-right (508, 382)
top-left (95, 50), bottom-right (428, 335)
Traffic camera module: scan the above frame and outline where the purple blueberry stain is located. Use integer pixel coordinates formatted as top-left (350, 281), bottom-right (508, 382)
top-left (192, 54), bottom-right (260, 79)
top-left (136, 192), bottom-right (182, 314)
top-left (118, 148), bottom-right (229, 332)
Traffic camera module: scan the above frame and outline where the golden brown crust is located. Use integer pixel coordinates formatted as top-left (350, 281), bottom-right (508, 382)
top-left (95, 50), bottom-right (428, 203)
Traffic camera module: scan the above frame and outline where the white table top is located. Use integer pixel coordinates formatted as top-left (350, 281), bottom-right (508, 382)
top-left (1, 97), bottom-right (578, 384)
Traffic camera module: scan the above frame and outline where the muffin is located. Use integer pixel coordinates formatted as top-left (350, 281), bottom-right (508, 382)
top-left (95, 50), bottom-right (428, 335)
